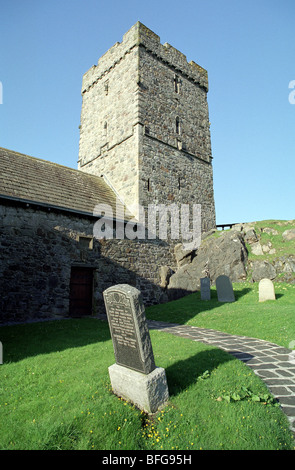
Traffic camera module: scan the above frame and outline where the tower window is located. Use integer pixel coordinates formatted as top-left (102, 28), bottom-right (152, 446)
top-left (78, 236), bottom-right (93, 250)
top-left (104, 122), bottom-right (108, 136)
top-left (176, 117), bottom-right (180, 135)
top-left (104, 81), bottom-right (109, 95)
top-left (174, 74), bottom-right (180, 94)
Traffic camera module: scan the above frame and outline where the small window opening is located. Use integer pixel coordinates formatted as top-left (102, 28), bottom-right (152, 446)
top-left (104, 121), bottom-right (108, 136)
top-left (176, 117), bottom-right (180, 135)
top-left (174, 75), bottom-right (180, 94)
top-left (147, 178), bottom-right (151, 192)
top-left (104, 81), bottom-right (109, 95)
top-left (178, 177), bottom-right (181, 190)
top-left (78, 236), bottom-right (93, 250)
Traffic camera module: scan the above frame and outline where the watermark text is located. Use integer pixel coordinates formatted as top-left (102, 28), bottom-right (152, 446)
top-left (93, 201), bottom-right (202, 250)
top-left (288, 80), bottom-right (295, 104)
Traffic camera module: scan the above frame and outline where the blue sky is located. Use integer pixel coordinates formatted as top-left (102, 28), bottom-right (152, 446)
top-left (1, 0), bottom-right (294, 225)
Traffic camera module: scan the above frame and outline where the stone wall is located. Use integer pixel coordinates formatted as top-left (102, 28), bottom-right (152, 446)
top-left (137, 40), bottom-right (215, 231)
top-left (0, 202), bottom-right (175, 324)
top-left (78, 41), bottom-right (140, 215)
top-left (139, 132), bottom-right (215, 232)
top-left (137, 44), bottom-right (212, 163)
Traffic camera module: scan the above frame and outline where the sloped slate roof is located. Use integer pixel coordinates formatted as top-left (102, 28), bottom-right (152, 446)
top-left (0, 147), bottom-right (131, 221)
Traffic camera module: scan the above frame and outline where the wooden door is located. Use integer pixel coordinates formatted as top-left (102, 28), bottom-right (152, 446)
top-left (69, 267), bottom-right (93, 317)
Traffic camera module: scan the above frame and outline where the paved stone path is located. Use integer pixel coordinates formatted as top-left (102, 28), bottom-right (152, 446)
top-left (147, 320), bottom-right (295, 437)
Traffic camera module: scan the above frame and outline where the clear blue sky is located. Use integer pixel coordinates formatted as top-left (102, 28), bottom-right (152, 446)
top-left (1, 0), bottom-right (294, 225)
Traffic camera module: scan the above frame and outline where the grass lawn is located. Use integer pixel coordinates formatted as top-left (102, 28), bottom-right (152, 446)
top-left (0, 314), bottom-right (294, 450)
top-left (146, 282), bottom-right (295, 349)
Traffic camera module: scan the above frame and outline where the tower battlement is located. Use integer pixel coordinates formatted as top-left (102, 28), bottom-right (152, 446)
top-left (82, 22), bottom-right (208, 94)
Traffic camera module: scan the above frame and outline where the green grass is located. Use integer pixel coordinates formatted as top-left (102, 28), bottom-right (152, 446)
top-left (0, 317), bottom-right (294, 450)
top-left (146, 282), bottom-right (295, 349)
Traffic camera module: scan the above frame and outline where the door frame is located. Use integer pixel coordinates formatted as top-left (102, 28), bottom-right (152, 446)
top-left (69, 265), bottom-right (95, 318)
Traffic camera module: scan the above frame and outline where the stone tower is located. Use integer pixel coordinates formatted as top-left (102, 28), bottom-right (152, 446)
top-left (78, 22), bottom-right (215, 234)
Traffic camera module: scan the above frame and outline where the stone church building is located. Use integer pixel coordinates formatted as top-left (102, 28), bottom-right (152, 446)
top-left (0, 23), bottom-right (215, 324)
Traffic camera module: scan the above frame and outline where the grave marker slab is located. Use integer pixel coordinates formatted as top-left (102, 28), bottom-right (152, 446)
top-left (216, 275), bottom-right (235, 302)
top-left (259, 278), bottom-right (276, 302)
top-left (103, 284), bottom-right (155, 374)
top-left (103, 284), bottom-right (169, 413)
top-left (200, 277), bottom-right (211, 300)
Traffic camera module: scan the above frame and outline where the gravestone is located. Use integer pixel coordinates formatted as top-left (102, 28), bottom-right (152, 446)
top-left (200, 277), bottom-right (211, 300)
top-left (103, 284), bottom-right (155, 374)
top-left (259, 278), bottom-right (276, 302)
top-left (216, 275), bottom-right (235, 302)
top-left (103, 284), bottom-right (169, 413)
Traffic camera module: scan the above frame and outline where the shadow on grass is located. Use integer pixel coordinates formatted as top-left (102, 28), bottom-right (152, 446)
top-left (165, 348), bottom-right (234, 398)
top-left (234, 287), bottom-right (252, 300)
top-left (0, 317), bottom-right (111, 363)
top-left (146, 287), bottom-right (252, 325)
top-left (275, 293), bottom-right (284, 300)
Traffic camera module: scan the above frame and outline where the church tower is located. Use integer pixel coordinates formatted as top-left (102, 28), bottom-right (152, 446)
top-left (78, 22), bottom-right (215, 233)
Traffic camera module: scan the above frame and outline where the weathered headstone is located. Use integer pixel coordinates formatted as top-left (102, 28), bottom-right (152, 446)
top-left (259, 278), bottom-right (276, 302)
top-left (216, 275), bottom-right (235, 302)
top-left (103, 284), bottom-right (155, 374)
top-left (103, 284), bottom-right (169, 413)
top-left (200, 277), bottom-right (211, 300)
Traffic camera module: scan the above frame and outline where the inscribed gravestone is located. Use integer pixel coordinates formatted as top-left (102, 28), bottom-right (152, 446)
top-left (216, 275), bottom-right (235, 302)
top-left (200, 277), bottom-right (211, 300)
top-left (103, 284), bottom-right (169, 413)
top-left (103, 284), bottom-right (155, 374)
top-left (259, 278), bottom-right (276, 302)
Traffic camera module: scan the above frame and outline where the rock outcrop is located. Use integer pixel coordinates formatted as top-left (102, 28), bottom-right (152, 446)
top-left (167, 230), bottom-right (248, 298)
top-left (165, 221), bottom-right (295, 298)
top-left (282, 229), bottom-right (295, 241)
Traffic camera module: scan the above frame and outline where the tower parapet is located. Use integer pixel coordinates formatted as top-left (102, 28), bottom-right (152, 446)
top-left (82, 22), bottom-right (208, 95)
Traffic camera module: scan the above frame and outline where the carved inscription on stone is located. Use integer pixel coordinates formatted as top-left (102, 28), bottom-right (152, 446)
top-left (108, 292), bottom-right (138, 350)
top-left (103, 284), bottom-right (155, 374)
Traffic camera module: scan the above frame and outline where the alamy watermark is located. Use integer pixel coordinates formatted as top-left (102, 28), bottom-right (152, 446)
top-left (93, 201), bottom-right (202, 250)
top-left (288, 80), bottom-right (295, 104)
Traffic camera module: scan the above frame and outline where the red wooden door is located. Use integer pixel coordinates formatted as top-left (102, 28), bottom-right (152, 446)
top-left (69, 267), bottom-right (93, 317)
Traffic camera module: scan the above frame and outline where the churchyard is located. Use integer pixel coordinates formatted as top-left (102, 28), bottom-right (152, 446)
top-left (0, 280), bottom-right (294, 450)
top-left (146, 281), bottom-right (295, 349)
